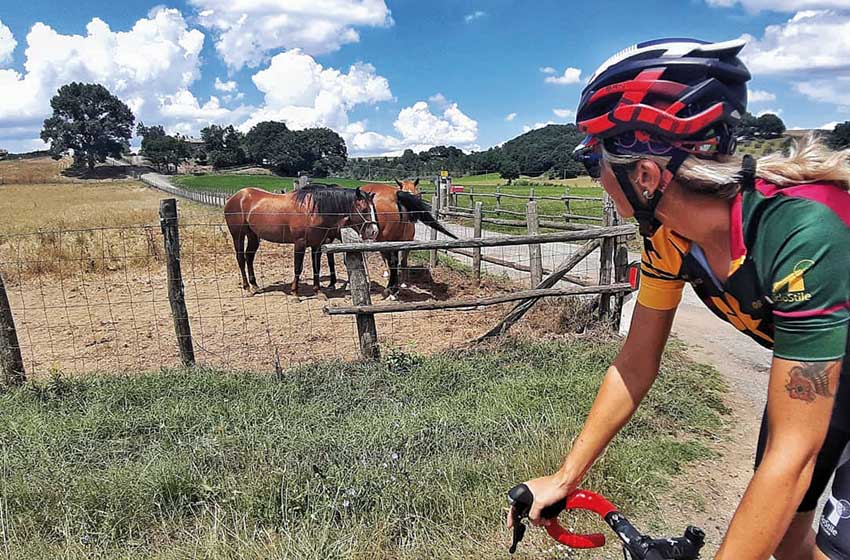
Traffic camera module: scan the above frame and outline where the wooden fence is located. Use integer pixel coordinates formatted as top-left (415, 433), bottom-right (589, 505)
top-left (321, 221), bottom-right (635, 359)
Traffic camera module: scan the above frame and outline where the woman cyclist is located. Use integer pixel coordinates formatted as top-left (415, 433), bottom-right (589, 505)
top-left (509, 38), bottom-right (850, 559)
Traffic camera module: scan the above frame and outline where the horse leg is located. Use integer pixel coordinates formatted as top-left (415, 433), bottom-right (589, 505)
top-left (382, 252), bottom-right (390, 279)
top-left (383, 250), bottom-right (400, 300)
top-left (310, 247), bottom-right (321, 295)
top-left (327, 252), bottom-right (337, 289)
top-left (292, 240), bottom-right (307, 296)
top-left (245, 231), bottom-right (260, 290)
top-left (400, 249), bottom-right (410, 288)
top-left (230, 227), bottom-right (249, 290)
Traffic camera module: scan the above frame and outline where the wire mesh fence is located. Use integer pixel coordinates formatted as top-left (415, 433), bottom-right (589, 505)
top-left (0, 193), bottom-right (632, 380)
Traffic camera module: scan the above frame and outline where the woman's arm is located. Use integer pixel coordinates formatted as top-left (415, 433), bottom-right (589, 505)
top-left (714, 357), bottom-right (841, 560)
top-left (520, 302), bottom-right (677, 524)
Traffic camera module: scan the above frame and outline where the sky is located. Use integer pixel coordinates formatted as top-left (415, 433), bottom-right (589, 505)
top-left (1, 0), bottom-right (850, 156)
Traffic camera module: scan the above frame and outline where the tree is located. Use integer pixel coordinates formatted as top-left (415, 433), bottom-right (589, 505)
top-left (295, 127), bottom-right (347, 177)
top-left (244, 121), bottom-right (290, 165)
top-left (829, 121), bottom-right (850, 150)
top-left (756, 113), bottom-right (786, 138)
top-left (137, 123), bottom-right (190, 173)
top-left (201, 124), bottom-right (246, 169)
top-left (40, 82), bottom-right (135, 172)
top-left (735, 112), bottom-right (759, 139)
top-left (499, 159), bottom-right (520, 184)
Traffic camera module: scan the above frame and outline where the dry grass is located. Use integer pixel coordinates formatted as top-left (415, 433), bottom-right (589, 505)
top-left (0, 180), bottom-right (222, 279)
top-left (0, 156), bottom-right (75, 184)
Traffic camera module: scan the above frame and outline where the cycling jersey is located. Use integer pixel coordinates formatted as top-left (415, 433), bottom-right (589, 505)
top-left (637, 179), bottom-right (850, 362)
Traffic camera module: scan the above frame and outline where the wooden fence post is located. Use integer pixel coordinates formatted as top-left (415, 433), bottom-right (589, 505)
top-left (473, 201), bottom-right (483, 286)
top-left (612, 236), bottom-right (630, 326)
top-left (527, 200), bottom-right (543, 287)
top-left (495, 186), bottom-right (502, 213)
top-left (468, 186), bottom-right (475, 212)
top-left (159, 198), bottom-right (195, 366)
top-left (529, 187), bottom-right (535, 201)
top-left (563, 187), bottom-right (572, 224)
top-left (598, 193), bottom-right (617, 320)
top-left (430, 194), bottom-right (439, 269)
top-left (0, 272), bottom-right (25, 387)
top-left (343, 249), bottom-right (380, 360)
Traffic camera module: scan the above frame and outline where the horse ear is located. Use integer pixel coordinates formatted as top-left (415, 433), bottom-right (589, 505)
top-left (414, 178), bottom-right (420, 187)
top-left (355, 187), bottom-right (363, 198)
top-left (395, 179), bottom-right (403, 188)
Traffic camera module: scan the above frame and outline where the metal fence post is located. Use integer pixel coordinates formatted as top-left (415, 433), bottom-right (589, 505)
top-left (343, 249), bottom-right (380, 360)
top-left (527, 200), bottom-right (543, 287)
top-left (473, 201), bottom-right (483, 286)
top-left (0, 271), bottom-right (25, 387)
top-left (159, 198), bottom-right (196, 366)
top-left (430, 194), bottom-right (439, 269)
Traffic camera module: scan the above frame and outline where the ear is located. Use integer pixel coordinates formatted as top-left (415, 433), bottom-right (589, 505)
top-left (414, 178), bottom-right (419, 187)
top-left (632, 160), bottom-right (664, 198)
top-left (355, 187), bottom-right (363, 198)
top-left (395, 179), bottom-right (403, 188)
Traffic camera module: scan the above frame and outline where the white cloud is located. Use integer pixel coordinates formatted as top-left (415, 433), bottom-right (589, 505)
top-left (795, 77), bottom-right (850, 105)
top-left (539, 66), bottom-right (556, 74)
top-left (748, 89), bottom-right (776, 103)
top-left (0, 9), bottom-right (211, 151)
top-left (0, 20), bottom-right (15, 66)
top-left (741, 11), bottom-right (850, 75)
top-left (350, 99), bottom-right (479, 156)
top-left (544, 67), bottom-right (582, 85)
top-left (243, 49), bottom-right (392, 134)
top-left (819, 121), bottom-right (841, 130)
top-left (553, 108), bottom-right (575, 119)
top-left (504, 112), bottom-right (517, 121)
top-left (464, 11), bottom-right (486, 23)
top-left (740, 11), bottom-right (850, 106)
top-left (189, 0), bottom-right (393, 70)
top-left (214, 77), bottom-right (237, 92)
top-left (522, 121), bottom-right (555, 133)
top-left (706, 0), bottom-right (850, 12)
top-left (428, 92), bottom-right (449, 110)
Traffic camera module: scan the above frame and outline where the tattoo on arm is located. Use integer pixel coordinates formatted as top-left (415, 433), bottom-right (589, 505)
top-left (785, 362), bottom-right (838, 403)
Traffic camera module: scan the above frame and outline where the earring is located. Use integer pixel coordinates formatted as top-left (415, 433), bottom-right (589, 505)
top-left (643, 190), bottom-right (655, 200)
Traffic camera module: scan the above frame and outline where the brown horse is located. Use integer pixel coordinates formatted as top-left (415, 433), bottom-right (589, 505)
top-left (361, 178), bottom-right (456, 299)
top-left (224, 184), bottom-right (378, 295)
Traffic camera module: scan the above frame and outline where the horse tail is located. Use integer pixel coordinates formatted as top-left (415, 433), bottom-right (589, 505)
top-left (396, 191), bottom-right (457, 239)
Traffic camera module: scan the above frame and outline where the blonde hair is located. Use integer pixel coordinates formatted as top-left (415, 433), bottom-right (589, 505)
top-left (602, 134), bottom-right (850, 199)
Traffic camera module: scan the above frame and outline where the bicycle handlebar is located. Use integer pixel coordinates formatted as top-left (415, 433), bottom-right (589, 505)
top-left (507, 484), bottom-right (705, 559)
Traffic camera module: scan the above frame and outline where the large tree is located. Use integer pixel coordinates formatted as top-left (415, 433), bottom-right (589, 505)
top-left (756, 113), bottom-right (786, 138)
top-left (295, 127), bottom-right (347, 177)
top-left (40, 83), bottom-right (135, 172)
top-left (201, 124), bottom-right (246, 169)
top-left (137, 124), bottom-right (190, 173)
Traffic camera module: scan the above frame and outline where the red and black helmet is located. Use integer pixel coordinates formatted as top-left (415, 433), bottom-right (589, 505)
top-left (573, 38), bottom-right (752, 236)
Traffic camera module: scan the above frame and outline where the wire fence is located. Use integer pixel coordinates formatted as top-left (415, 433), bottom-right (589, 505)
top-left (0, 186), bottom-right (633, 380)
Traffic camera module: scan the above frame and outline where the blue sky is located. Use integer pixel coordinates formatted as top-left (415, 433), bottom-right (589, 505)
top-left (1, 0), bottom-right (848, 155)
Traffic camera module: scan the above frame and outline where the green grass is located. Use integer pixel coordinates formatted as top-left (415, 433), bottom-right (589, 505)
top-left (0, 338), bottom-right (727, 559)
top-left (172, 174), bottom-right (375, 195)
top-left (736, 137), bottom-right (788, 158)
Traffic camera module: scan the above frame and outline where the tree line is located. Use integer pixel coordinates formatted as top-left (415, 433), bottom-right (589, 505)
top-left (39, 81), bottom-right (850, 182)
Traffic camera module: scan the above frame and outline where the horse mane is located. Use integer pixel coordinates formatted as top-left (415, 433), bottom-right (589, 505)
top-left (294, 183), bottom-right (358, 216)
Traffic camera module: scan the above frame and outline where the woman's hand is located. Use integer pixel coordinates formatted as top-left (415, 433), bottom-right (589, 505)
top-left (507, 471), bottom-right (577, 528)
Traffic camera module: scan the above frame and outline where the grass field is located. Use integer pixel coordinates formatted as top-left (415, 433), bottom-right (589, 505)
top-left (1, 338), bottom-right (727, 559)
top-left (172, 175), bottom-right (373, 194)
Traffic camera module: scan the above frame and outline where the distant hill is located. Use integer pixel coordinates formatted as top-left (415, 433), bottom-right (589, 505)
top-left (498, 124), bottom-right (585, 177)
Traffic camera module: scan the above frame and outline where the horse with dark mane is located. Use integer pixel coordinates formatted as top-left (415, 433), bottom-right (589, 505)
top-left (361, 178), bottom-right (457, 299)
top-left (224, 184), bottom-right (378, 296)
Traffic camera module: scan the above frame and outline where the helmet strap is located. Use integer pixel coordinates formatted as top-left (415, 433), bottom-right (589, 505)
top-left (611, 149), bottom-right (689, 237)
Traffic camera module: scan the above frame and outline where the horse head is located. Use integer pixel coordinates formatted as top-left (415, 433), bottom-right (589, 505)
top-left (352, 188), bottom-right (379, 240)
top-left (395, 178), bottom-right (422, 198)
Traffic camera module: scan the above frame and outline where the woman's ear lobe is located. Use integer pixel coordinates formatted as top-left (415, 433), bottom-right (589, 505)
top-left (633, 160), bottom-right (663, 195)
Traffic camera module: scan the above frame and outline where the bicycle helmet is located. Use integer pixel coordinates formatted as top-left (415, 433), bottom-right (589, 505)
top-left (573, 38), bottom-right (751, 236)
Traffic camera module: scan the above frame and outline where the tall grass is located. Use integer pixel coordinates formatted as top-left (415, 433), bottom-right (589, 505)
top-left (0, 338), bottom-right (727, 559)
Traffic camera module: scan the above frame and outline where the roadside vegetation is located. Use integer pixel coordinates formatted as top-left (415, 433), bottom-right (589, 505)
top-left (1, 338), bottom-right (727, 560)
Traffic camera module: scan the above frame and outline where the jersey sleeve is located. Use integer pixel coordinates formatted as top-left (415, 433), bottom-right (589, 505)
top-left (637, 227), bottom-right (687, 311)
top-left (756, 202), bottom-right (850, 361)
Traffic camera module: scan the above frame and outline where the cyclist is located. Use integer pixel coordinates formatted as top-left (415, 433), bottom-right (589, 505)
top-left (508, 38), bottom-right (850, 559)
